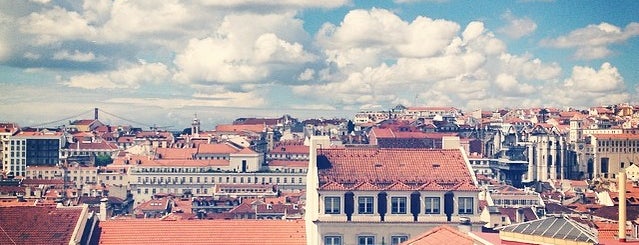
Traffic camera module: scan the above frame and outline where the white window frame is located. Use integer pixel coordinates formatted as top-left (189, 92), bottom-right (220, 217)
top-left (425, 197), bottom-right (440, 214)
top-left (391, 197), bottom-right (407, 214)
top-left (358, 235), bottom-right (375, 245)
top-left (324, 235), bottom-right (342, 245)
top-left (391, 235), bottom-right (409, 245)
top-left (325, 196), bottom-right (341, 214)
top-left (358, 196), bottom-right (374, 214)
top-left (458, 197), bottom-right (474, 214)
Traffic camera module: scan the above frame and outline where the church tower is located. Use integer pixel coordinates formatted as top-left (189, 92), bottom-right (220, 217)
top-left (191, 114), bottom-right (200, 136)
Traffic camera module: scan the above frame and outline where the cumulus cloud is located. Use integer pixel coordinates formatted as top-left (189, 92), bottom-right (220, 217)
top-left (52, 50), bottom-right (96, 62)
top-left (196, 0), bottom-right (347, 9)
top-left (564, 62), bottom-right (624, 93)
top-left (301, 9), bottom-right (554, 110)
top-left (541, 62), bottom-right (629, 107)
top-left (105, 91), bottom-right (267, 109)
top-left (19, 6), bottom-right (97, 45)
top-left (494, 73), bottom-right (536, 95)
top-left (63, 62), bottom-right (170, 89)
top-left (298, 68), bottom-right (315, 81)
top-left (173, 12), bottom-right (314, 84)
top-left (541, 22), bottom-right (639, 60)
top-left (497, 11), bottom-right (537, 39)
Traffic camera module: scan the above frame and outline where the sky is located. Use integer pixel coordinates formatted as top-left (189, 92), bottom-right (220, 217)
top-left (1, 0), bottom-right (638, 130)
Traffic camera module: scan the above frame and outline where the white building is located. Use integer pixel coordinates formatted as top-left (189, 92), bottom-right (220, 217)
top-left (306, 136), bottom-right (482, 245)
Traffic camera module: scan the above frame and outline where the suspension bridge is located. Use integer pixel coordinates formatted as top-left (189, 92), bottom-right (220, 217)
top-left (25, 108), bottom-right (172, 130)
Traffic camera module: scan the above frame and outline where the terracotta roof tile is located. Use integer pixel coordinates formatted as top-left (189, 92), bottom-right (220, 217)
top-left (269, 160), bottom-right (308, 168)
top-left (318, 148), bottom-right (477, 191)
top-left (319, 181), bottom-right (348, 191)
top-left (215, 124), bottom-right (266, 133)
top-left (98, 219), bottom-right (305, 245)
top-left (352, 181), bottom-right (382, 191)
top-left (0, 206), bottom-right (84, 245)
top-left (401, 225), bottom-right (473, 245)
top-left (270, 144), bottom-right (309, 154)
top-left (197, 143), bottom-right (241, 154)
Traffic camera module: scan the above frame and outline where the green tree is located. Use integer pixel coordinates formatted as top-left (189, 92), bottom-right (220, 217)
top-left (95, 154), bottom-right (113, 166)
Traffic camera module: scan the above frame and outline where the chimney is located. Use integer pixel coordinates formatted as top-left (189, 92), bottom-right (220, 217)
top-left (619, 171), bottom-right (627, 242)
top-left (516, 208), bottom-right (525, 223)
top-left (94, 108), bottom-right (99, 120)
top-left (100, 197), bottom-right (108, 221)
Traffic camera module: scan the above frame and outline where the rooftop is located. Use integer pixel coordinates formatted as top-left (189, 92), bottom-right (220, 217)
top-left (317, 148), bottom-right (477, 191)
top-left (97, 219), bottom-right (305, 245)
top-left (401, 225), bottom-right (474, 245)
top-left (0, 206), bottom-right (84, 245)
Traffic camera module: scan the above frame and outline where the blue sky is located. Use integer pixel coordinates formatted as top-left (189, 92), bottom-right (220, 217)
top-left (0, 0), bottom-right (638, 129)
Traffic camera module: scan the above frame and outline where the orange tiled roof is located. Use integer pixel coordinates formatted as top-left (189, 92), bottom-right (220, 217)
top-left (156, 147), bottom-right (197, 160)
top-left (270, 144), bottom-right (309, 154)
top-left (269, 160), bottom-right (308, 168)
top-left (97, 219), bottom-right (305, 245)
top-left (401, 225), bottom-right (473, 245)
top-left (136, 198), bottom-right (170, 212)
top-left (215, 124), bottom-right (266, 133)
top-left (0, 206), bottom-right (84, 245)
top-left (317, 148), bottom-right (478, 191)
top-left (197, 143), bottom-right (241, 154)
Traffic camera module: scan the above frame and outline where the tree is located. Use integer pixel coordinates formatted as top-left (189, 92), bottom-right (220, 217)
top-left (95, 154), bottom-right (113, 166)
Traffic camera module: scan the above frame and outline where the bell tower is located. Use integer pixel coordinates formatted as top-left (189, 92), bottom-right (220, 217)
top-left (191, 113), bottom-right (200, 136)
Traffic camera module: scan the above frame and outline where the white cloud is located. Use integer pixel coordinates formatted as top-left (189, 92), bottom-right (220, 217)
top-left (52, 50), bottom-right (96, 62)
top-left (106, 91), bottom-right (267, 109)
top-left (100, 0), bottom-right (192, 42)
top-left (253, 33), bottom-right (316, 63)
top-left (564, 62), bottom-right (623, 93)
top-left (540, 62), bottom-right (629, 108)
top-left (541, 22), bottom-right (639, 60)
top-left (63, 62), bottom-right (170, 89)
top-left (196, 0), bottom-right (347, 8)
top-left (19, 6), bottom-right (96, 45)
top-left (298, 68), bottom-right (315, 81)
top-left (496, 53), bottom-right (561, 80)
top-left (173, 12), bottom-right (312, 84)
top-left (295, 9), bottom-right (562, 111)
top-left (498, 11), bottom-right (537, 39)
top-left (494, 73), bottom-right (536, 95)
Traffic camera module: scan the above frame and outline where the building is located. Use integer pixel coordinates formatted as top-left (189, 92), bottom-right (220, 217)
top-left (521, 124), bottom-right (570, 182)
top-left (306, 136), bottom-right (482, 245)
top-left (125, 143), bottom-right (306, 202)
top-left (0, 123), bottom-right (19, 166)
top-left (2, 130), bottom-right (66, 177)
top-left (589, 134), bottom-right (639, 180)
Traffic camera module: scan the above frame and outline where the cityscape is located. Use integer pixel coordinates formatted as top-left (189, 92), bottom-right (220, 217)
top-left (1, 104), bottom-right (639, 244)
top-left (2, 0), bottom-right (639, 245)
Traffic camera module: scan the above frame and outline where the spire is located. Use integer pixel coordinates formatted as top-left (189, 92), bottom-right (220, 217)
top-left (191, 113), bottom-right (200, 136)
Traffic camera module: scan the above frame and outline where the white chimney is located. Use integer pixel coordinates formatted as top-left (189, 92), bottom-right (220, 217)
top-left (100, 198), bottom-right (108, 221)
top-left (619, 171), bottom-right (627, 242)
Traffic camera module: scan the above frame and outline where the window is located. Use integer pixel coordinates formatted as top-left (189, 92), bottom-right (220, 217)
top-left (458, 197), bottom-right (474, 214)
top-left (325, 197), bottom-right (341, 214)
top-left (358, 196), bottom-right (374, 214)
top-left (391, 197), bottom-right (407, 214)
top-left (324, 236), bottom-right (342, 245)
top-left (358, 236), bottom-right (375, 245)
top-left (425, 197), bottom-right (440, 214)
top-left (391, 235), bottom-right (408, 245)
